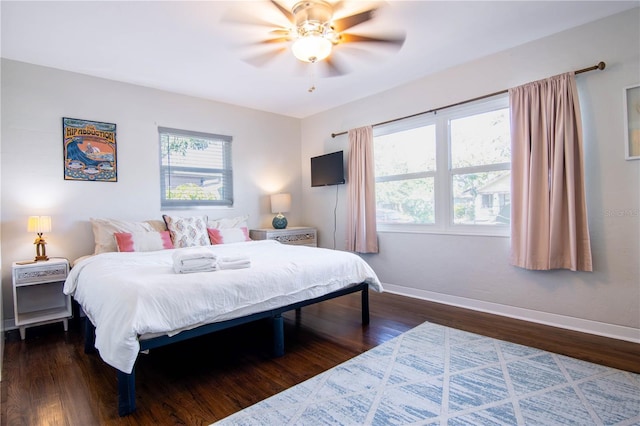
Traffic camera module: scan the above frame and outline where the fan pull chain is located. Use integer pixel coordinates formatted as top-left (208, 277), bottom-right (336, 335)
top-left (308, 63), bottom-right (317, 93)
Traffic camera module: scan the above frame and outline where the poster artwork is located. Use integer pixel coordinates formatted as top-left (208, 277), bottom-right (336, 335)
top-left (63, 117), bottom-right (117, 181)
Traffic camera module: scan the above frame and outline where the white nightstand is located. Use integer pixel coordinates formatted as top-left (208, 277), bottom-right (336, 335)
top-left (12, 258), bottom-right (72, 340)
top-left (250, 227), bottom-right (317, 247)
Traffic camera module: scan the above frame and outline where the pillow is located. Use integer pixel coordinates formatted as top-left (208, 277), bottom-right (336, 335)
top-left (208, 227), bottom-right (251, 245)
top-left (114, 231), bottom-right (174, 252)
top-left (207, 214), bottom-right (249, 229)
top-left (91, 218), bottom-right (166, 254)
top-left (163, 215), bottom-right (209, 248)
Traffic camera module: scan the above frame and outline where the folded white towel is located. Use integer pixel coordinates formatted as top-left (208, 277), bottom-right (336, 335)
top-left (218, 256), bottom-right (251, 270)
top-left (173, 247), bottom-right (218, 274)
top-left (175, 262), bottom-right (218, 274)
top-left (172, 247), bottom-right (217, 263)
top-left (172, 250), bottom-right (251, 273)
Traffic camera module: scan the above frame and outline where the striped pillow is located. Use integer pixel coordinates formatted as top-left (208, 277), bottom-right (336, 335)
top-left (114, 231), bottom-right (174, 252)
top-left (208, 227), bottom-right (251, 245)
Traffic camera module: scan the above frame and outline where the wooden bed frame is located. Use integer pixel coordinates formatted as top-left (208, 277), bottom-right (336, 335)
top-left (83, 282), bottom-right (371, 416)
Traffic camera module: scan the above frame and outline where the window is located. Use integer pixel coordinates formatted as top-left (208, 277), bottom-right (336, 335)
top-left (375, 124), bottom-right (436, 224)
top-left (374, 95), bottom-right (510, 235)
top-left (159, 127), bottom-right (233, 208)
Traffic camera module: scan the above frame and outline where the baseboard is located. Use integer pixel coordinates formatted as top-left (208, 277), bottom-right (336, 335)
top-left (3, 319), bottom-right (16, 333)
top-left (382, 283), bottom-right (640, 344)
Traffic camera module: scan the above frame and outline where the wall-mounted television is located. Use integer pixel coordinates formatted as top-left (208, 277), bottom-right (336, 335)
top-left (311, 150), bottom-right (345, 187)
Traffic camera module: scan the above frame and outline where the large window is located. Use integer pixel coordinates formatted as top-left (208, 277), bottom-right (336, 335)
top-left (159, 127), bottom-right (233, 208)
top-left (374, 95), bottom-right (510, 235)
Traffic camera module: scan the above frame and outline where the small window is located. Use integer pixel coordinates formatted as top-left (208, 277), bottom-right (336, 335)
top-left (159, 127), bottom-right (233, 208)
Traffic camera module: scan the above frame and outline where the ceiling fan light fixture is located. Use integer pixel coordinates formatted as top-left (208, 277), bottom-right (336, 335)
top-left (292, 34), bottom-right (332, 63)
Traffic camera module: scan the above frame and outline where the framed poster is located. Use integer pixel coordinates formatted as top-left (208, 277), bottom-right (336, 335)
top-left (624, 84), bottom-right (640, 160)
top-left (63, 117), bottom-right (117, 181)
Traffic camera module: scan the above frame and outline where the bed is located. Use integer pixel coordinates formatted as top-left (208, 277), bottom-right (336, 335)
top-left (64, 238), bottom-right (382, 416)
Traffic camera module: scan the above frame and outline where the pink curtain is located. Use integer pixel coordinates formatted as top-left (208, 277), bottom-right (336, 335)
top-left (346, 126), bottom-right (378, 253)
top-left (509, 72), bottom-right (592, 271)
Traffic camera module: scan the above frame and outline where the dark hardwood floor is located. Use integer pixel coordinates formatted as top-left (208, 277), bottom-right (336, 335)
top-left (2, 291), bottom-right (638, 425)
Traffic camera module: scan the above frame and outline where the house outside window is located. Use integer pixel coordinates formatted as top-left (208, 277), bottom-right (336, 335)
top-left (374, 95), bottom-right (511, 236)
top-left (159, 127), bottom-right (233, 208)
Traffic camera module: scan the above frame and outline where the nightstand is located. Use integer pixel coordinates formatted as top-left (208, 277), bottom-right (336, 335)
top-left (250, 227), bottom-right (317, 247)
top-left (12, 258), bottom-right (72, 340)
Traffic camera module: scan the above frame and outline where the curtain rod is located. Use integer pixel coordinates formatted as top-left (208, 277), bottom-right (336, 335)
top-left (330, 61), bottom-right (606, 138)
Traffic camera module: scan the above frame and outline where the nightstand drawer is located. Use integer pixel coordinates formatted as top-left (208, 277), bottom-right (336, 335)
top-left (14, 262), bottom-right (68, 286)
top-left (250, 227), bottom-right (317, 247)
top-left (270, 231), bottom-right (316, 245)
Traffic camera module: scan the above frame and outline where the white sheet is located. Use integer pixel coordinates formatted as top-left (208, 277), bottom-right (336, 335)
top-left (64, 240), bottom-right (383, 374)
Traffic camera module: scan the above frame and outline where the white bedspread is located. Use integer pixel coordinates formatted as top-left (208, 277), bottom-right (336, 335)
top-left (64, 240), bottom-right (383, 374)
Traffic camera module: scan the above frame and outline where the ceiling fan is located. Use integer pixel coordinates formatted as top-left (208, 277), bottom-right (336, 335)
top-left (226, 0), bottom-right (406, 77)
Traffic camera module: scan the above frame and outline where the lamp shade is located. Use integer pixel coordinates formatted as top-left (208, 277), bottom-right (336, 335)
top-left (270, 193), bottom-right (291, 214)
top-left (27, 216), bottom-right (52, 233)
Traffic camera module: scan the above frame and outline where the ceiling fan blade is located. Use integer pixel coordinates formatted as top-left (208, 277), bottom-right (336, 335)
top-left (269, 0), bottom-right (294, 23)
top-left (269, 28), bottom-right (292, 36)
top-left (251, 36), bottom-right (292, 45)
top-left (222, 9), bottom-right (279, 29)
top-left (243, 46), bottom-right (289, 67)
top-left (339, 33), bottom-right (406, 47)
top-left (321, 55), bottom-right (349, 77)
top-left (331, 7), bottom-right (378, 32)
top-left (331, 1), bottom-right (347, 14)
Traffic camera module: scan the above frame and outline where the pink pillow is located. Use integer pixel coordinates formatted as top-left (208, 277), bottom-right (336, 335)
top-left (114, 231), bottom-right (174, 252)
top-left (208, 227), bottom-right (251, 245)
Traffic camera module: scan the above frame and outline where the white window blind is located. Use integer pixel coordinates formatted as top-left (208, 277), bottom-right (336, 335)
top-left (159, 127), bottom-right (233, 208)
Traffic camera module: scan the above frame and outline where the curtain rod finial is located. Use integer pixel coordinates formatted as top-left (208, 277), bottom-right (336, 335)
top-left (331, 133), bottom-right (336, 138)
top-left (598, 61), bottom-right (606, 70)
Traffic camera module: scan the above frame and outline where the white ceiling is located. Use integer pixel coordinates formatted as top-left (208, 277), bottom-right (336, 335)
top-left (2, 1), bottom-right (637, 118)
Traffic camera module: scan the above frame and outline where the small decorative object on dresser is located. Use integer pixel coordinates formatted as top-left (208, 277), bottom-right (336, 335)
top-left (12, 258), bottom-right (71, 340)
top-left (250, 227), bottom-right (317, 247)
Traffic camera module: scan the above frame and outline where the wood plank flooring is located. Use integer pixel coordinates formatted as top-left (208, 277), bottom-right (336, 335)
top-left (2, 291), bottom-right (638, 425)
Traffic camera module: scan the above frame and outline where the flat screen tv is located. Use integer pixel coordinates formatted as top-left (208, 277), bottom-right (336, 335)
top-left (311, 150), bottom-right (345, 187)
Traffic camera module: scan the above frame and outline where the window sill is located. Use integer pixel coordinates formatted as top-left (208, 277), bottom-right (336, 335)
top-left (376, 223), bottom-right (510, 238)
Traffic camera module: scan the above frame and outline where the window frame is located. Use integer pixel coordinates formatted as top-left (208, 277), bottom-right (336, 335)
top-left (374, 94), bottom-right (510, 237)
top-left (158, 126), bottom-right (233, 209)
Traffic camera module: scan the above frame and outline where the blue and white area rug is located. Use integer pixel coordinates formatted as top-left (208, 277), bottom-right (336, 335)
top-left (213, 321), bottom-right (640, 425)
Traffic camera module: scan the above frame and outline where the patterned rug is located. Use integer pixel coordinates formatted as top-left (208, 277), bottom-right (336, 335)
top-left (213, 321), bottom-right (640, 425)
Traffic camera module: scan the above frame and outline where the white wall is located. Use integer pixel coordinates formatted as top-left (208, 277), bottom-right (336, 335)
top-left (0, 59), bottom-right (302, 322)
top-left (300, 10), bottom-right (640, 341)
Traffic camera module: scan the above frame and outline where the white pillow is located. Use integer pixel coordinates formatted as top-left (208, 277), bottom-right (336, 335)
top-left (207, 214), bottom-right (249, 229)
top-left (163, 214), bottom-right (210, 248)
top-left (91, 218), bottom-right (166, 254)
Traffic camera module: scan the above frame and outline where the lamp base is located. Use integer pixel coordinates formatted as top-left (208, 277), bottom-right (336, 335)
top-left (272, 214), bottom-right (288, 229)
top-left (34, 239), bottom-right (48, 262)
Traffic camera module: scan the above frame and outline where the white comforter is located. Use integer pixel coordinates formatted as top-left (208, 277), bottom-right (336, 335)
top-left (64, 240), bottom-right (382, 374)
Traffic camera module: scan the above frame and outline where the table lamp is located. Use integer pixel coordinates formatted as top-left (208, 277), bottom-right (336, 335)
top-left (27, 216), bottom-right (51, 261)
top-left (270, 193), bottom-right (291, 229)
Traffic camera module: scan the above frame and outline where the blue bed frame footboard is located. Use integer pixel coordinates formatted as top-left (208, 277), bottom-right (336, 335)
top-left (83, 282), bottom-right (370, 416)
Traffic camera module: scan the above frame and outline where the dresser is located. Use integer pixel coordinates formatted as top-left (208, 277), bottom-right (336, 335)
top-left (249, 227), bottom-right (317, 247)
